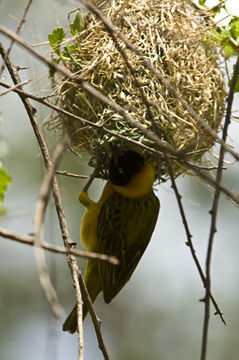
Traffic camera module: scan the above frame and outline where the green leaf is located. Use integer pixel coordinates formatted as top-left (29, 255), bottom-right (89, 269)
top-left (199, 0), bottom-right (206, 6)
top-left (211, 2), bottom-right (226, 17)
top-left (48, 27), bottom-right (66, 56)
top-left (67, 44), bottom-right (77, 52)
top-left (211, 29), bottom-right (231, 44)
top-left (0, 166), bottom-right (11, 202)
top-left (223, 43), bottom-right (237, 58)
top-left (61, 48), bottom-right (72, 61)
top-left (229, 16), bottom-right (239, 41)
top-left (70, 10), bottom-right (85, 35)
top-left (211, 17), bottom-right (239, 58)
top-left (219, 29), bottom-right (232, 42)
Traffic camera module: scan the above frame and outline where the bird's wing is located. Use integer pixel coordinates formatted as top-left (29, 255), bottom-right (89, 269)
top-left (97, 190), bottom-right (160, 303)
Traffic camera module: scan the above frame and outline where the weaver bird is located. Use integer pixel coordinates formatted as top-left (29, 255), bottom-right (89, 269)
top-left (63, 149), bottom-right (160, 333)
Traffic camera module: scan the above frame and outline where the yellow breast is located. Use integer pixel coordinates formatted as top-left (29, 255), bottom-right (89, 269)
top-left (80, 182), bottom-right (114, 251)
top-left (80, 160), bottom-right (155, 250)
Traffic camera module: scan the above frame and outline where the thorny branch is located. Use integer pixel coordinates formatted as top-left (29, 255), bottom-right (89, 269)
top-left (0, 80), bottom-right (30, 96)
top-left (56, 170), bottom-right (89, 179)
top-left (201, 54), bottom-right (239, 360)
top-left (0, 226), bottom-right (118, 264)
top-left (168, 160), bottom-right (226, 326)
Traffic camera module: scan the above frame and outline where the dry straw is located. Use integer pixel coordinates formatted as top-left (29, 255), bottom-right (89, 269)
top-left (51, 0), bottom-right (226, 179)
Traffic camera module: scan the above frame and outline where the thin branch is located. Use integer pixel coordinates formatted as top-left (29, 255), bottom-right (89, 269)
top-left (187, 163), bottom-right (227, 171)
top-left (181, 160), bottom-right (239, 206)
top-left (0, 226), bottom-right (118, 264)
top-left (34, 139), bottom-right (69, 242)
top-left (201, 54), bottom-right (239, 360)
top-left (56, 170), bottom-right (89, 179)
top-left (82, 158), bottom-right (102, 193)
top-left (78, 272), bottom-right (111, 360)
top-left (0, 80), bottom-right (166, 159)
top-left (33, 140), bottom-right (69, 319)
top-left (71, 257), bottom-right (84, 360)
top-left (0, 0), bottom-right (33, 77)
top-left (0, 80), bottom-right (29, 96)
top-left (168, 160), bottom-right (225, 326)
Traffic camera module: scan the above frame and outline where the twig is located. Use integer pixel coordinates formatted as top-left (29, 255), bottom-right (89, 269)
top-left (34, 139), bottom-right (69, 242)
top-left (0, 226), bottom-right (118, 264)
top-left (0, 0), bottom-right (33, 77)
top-left (71, 257), bottom-right (84, 360)
top-left (0, 80), bottom-right (29, 96)
top-left (181, 160), bottom-right (239, 206)
top-left (82, 158), bottom-right (101, 193)
top-left (0, 80), bottom-right (166, 158)
top-left (186, 163), bottom-right (227, 171)
top-left (56, 170), bottom-right (89, 179)
top-left (201, 54), bottom-right (239, 360)
top-left (167, 160), bottom-right (225, 326)
top-left (33, 140), bottom-right (69, 318)
top-left (78, 272), bottom-right (111, 360)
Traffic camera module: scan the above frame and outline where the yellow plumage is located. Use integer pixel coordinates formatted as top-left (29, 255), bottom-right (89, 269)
top-left (63, 150), bottom-right (160, 333)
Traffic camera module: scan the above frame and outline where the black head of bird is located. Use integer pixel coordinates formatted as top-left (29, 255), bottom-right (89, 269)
top-left (109, 150), bottom-right (145, 186)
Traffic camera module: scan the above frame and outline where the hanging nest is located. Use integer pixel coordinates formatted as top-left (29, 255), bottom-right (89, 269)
top-left (50, 0), bottom-right (226, 180)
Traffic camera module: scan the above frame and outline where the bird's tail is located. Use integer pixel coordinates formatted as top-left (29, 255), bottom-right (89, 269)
top-left (62, 304), bottom-right (78, 334)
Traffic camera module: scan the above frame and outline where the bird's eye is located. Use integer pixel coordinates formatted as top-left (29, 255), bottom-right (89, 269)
top-left (118, 167), bottom-right (124, 174)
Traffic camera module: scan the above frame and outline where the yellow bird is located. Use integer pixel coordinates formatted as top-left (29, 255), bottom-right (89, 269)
top-left (63, 149), bottom-right (160, 333)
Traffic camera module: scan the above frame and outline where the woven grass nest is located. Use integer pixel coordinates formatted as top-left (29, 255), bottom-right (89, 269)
top-left (51, 0), bottom-right (226, 180)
